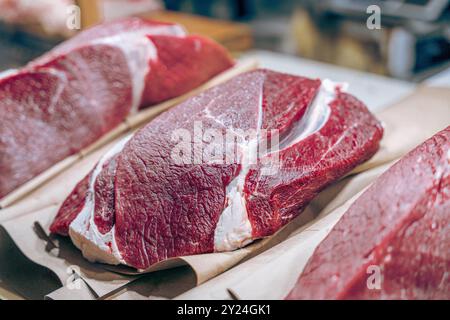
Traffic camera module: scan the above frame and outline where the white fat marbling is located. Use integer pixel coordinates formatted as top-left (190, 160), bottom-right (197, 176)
top-left (0, 69), bottom-right (18, 79)
top-left (280, 79), bottom-right (346, 149)
top-left (214, 86), bottom-right (264, 251)
top-left (91, 24), bottom-right (185, 113)
top-left (213, 139), bottom-right (257, 252)
top-left (214, 79), bottom-right (346, 251)
top-left (69, 135), bottom-right (132, 265)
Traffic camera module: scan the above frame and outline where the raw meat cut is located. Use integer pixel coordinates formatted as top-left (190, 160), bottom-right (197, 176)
top-left (287, 126), bottom-right (450, 300)
top-left (0, 18), bottom-right (233, 199)
top-left (50, 69), bottom-right (383, 270)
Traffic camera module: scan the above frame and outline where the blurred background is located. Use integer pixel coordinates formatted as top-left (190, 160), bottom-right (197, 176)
top-left (0, 0), bottom-right (449, 81)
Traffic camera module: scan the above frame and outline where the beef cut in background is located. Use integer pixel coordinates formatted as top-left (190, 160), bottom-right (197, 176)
top-left (287, 126), bottom-right (450, 300)
top-left (0, 17), bottom-right (233, 199)
top-left (50, 69), bottom-right (383, 270)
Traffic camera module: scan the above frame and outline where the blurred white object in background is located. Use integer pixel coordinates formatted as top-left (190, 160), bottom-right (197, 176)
top-left (0, 0), bottom-right (162, 35)
top-left (0, 0), bottom-right (73, 35)
top-left (387, 27), bottom-right (416, 79)
top-left (101, 0), bottom-right (162, 21)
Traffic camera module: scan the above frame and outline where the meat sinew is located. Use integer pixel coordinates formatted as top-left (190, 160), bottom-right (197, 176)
top-left (287, 126), bottom-right (450, 300)
top-left (0, 18), bottom-right (233, 198)
top-left (50, 69), bottom-right (383, 270)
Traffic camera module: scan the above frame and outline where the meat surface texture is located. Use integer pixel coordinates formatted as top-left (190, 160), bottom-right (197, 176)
top-left (0, 18), bottom-right (233, 198)
top-left (50, 69), bottom-right (383, 270)
top-left (287, 127), bottom-right (450, 300)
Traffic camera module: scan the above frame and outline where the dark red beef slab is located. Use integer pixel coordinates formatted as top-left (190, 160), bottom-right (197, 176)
top-left (287, 126), bottom-right (449, 300)
top-left (51, 69), bottom-right (383, 271)
top-left (49, 173), bottom-right (91, 237)
top-left (113, 69), bottom-right (321, 269)
top-left (142, 34), bottom-right (235, 106)
top-left (0, 18), bottom-right (233, 198)
top-left (245, 93), bottom-right (383, 238)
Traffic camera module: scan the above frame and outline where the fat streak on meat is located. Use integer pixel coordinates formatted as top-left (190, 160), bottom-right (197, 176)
top-left (50, 69), bottom-right (383, 270)
top-left (0, 18), bottom-right (233, 198)
top-left (287, 126), bottom-right (450, 300)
